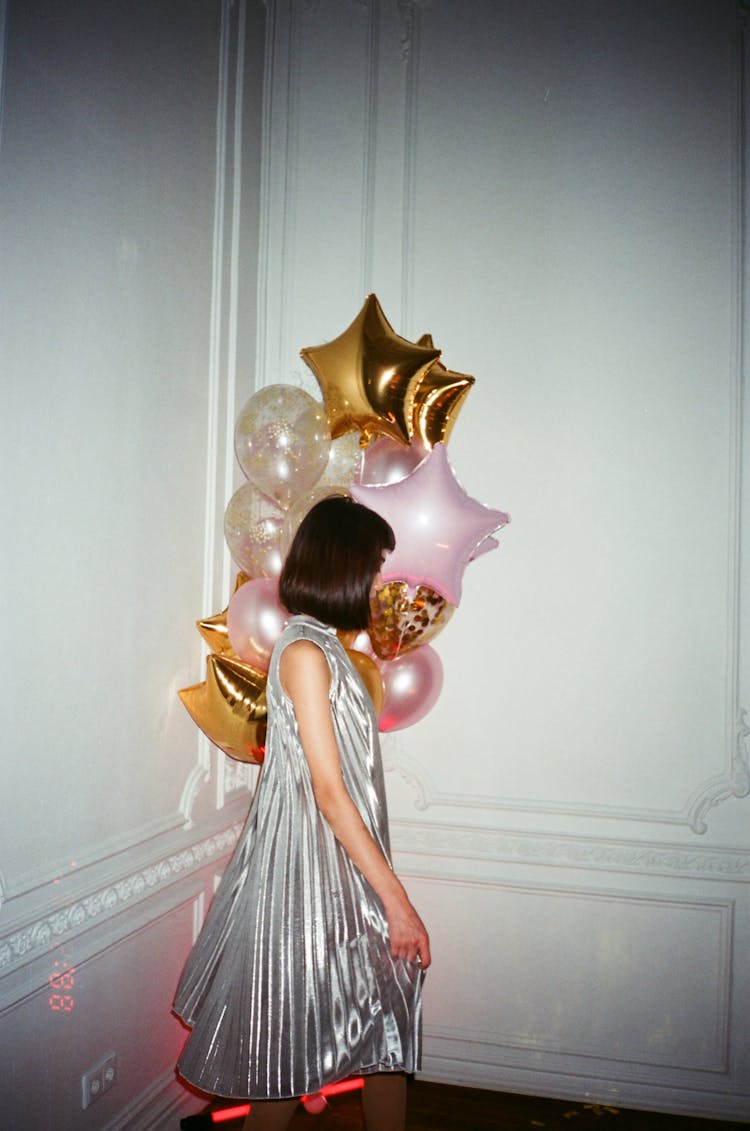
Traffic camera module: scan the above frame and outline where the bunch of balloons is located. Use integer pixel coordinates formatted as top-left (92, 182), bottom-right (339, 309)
top-left (180, 294), bottom-right (509, 761)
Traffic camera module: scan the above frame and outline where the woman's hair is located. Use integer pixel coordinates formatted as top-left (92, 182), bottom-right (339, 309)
top-left (279, 495), bottom-right (395, 630)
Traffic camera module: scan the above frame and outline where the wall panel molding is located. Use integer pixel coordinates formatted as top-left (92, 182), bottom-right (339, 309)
top-left (179, 0), bottom-right (251, 825)
top-left (391, 819), bottom-right (750, 881)
top-left (372, 0), bottom-right (750, 835)
top-left (383, 700), bottom-right (750, 834)
top-left (0, 811), bottom-right (244, 1006)
top-left (0, 0), bottom-right (7, 148)
top-left (414, 878), bottom-right (734, 1081)
top-left (419, 1036), bottom-right (750, 1122)
top-left (359, 0), bottom-right (379, 295)
top-left (398, 0), bottom-right (423, 331)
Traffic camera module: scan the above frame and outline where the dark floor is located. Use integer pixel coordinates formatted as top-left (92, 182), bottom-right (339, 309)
top-left (182, 1080), bottom-right (745, 1130)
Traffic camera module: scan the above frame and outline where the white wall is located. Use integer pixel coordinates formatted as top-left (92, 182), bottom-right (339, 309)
top-left (258, 0), bottom-right (750, 1119)
top-left (0, 2), bottom-right (266, 1127)
top-left (1, 0), bottom-right (749, 1127)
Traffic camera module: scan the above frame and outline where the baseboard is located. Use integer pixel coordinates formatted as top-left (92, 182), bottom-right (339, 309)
top-left (416, 1058), bottom-right (750, 1123)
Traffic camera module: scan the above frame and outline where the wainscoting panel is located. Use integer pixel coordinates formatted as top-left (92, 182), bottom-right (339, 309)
top-left (257, 1), bottom-right (750, 1118)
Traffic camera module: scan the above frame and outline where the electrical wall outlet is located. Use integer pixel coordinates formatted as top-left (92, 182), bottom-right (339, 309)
top-left (81, 1051), bottom-right (117, 1109)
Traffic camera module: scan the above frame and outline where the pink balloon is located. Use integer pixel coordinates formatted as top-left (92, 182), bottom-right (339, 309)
top-left (378, 646), bottom-right (443, 732)
top-left (351, 443), bottom-right (510, 606)
top-left (469, 535), bottom-right (499, 562)
top-left (358, 436), bottom-right (427, 485)
top-left (227, 578), bottom-right (289, 672)
top-left (350, 628), bottom-right (378, 660)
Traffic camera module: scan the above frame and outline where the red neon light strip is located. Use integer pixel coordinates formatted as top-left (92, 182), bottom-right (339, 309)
top-left (301, 1076), bottom-right (365, 1101)
top-left (211, 1103), bottom-right (250, 1123)
top-left (210, 1077), bottom-right (364, 1122)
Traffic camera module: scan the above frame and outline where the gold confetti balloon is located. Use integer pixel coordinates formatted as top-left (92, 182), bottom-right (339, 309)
top-left (368, 581), bottom-right (455, 660)
top-left (224, 481), bottom-right (286, 578)
top-left (234, 384), bottom-right (330, 510)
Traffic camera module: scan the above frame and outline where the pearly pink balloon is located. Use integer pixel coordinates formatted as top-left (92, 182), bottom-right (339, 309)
top-left (469, 535), bottom-right (499, 562)
top-left (350, 629), bottom-right (378, 660)
top-left (227, 578), bottom-right (289, 672)
top-left (351, 443), bottom-right (509, 606)
top-left (358, 436), bottom-right (427, 486)
top-left (378, 645), bottom-right (443, 732)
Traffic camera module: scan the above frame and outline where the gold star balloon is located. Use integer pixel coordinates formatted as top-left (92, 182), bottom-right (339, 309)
top-left (179, 653), bottom-right (267, 764)
top-left (413, 333), bottom-right (475, 448)
top-left (195, 572), bottom-right (250, 656)
top-left (300, 294), bottom-right (441, 445)
top-left (345, 649), bottom-right (385, 715)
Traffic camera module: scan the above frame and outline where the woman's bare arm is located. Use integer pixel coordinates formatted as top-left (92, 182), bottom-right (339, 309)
top-left (279, 639), bottom-right (431, 968)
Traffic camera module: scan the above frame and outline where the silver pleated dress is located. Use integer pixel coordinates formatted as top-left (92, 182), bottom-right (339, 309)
top-left (173, 614), bottom-right (423, 1099)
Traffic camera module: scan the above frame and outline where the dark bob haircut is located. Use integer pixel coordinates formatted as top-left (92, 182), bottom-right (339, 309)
top-left (279, 495), bottom-right (395, 631)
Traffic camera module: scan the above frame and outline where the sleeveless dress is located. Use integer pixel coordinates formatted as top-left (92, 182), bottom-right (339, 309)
top-left (173, 614), bottom-right (423, 1100)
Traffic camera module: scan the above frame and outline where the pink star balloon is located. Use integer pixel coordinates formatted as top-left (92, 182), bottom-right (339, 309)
top-left (351, 443), bottom-right (509, 606)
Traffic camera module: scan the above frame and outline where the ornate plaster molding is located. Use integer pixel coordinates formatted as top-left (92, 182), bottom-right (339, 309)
top-left (390, 819), bottom-right (750, 881)
top-left (0, 824), bottom-right (242, 975)
top-left (383, 708), bottom-right (750, 836)
top-left (686, 710), bottom-right (750, 834)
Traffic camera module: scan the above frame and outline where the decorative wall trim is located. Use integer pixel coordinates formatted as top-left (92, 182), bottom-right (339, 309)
top-left (4, 809), bottom-right (745, 996)
top-left (413, 878), bottom-right (733, 1078)
top-left (686, 710), bottom-right (750, 833)
top-left (390, 819), bottom-right (750, 882)
top-left (277, 0), bottom-right (303, 388)
top-left (359, 0), bottom-right (379, 295)
top-left (0, 0), bottom-right (8, 152)
top-left (418, 1049), bottom-right (750, 1122)
top-left (180, 0), bottom-right (249, 824)
top-left (383, 705), bottom-right (750, 835)
top-left (222, 758), bottom-right (259, 797)
top-left (419, 1038), bottom-right (750, 1113)
top-left (395, 0), bottom-right (430, 63)
top-left (0, 821), bottom-right (242, 981)
top-left (425, 1016), bottom-right (730, 1077)
top-left (383, 740), bottom-right (695, 827)
top-left (399, 0), bottom-right (421, 333)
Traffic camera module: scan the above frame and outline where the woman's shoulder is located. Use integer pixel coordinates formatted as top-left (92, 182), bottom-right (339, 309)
top-left (281, 613), bottom-right (337, 643)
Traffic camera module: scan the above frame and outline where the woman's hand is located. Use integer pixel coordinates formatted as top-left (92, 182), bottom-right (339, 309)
top-left (383, 892), bottom-right (431, 969)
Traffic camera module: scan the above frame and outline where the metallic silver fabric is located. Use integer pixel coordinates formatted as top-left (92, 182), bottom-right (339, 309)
top-left (174, 614), bottom-right (424, 1100)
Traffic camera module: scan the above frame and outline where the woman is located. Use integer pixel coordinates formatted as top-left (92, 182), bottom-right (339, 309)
top-left (174, 496), bottom-right (430, 1131)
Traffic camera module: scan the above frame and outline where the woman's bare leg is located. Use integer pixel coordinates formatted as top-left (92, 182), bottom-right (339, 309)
top-left (362, 1072), bottom-right (407, 1131)
top-left (241, 1097), bottom-right (299, 1130)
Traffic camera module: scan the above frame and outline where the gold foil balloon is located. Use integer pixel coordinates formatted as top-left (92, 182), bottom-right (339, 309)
top-left (179, 654), bottom-right (267, 763)
top-left (195, 572), bottom-right (252, 656)
top-left (300, 294), bottom-right (441, 445)
top-left (368, 581), bottom-right (455, 660)
top-left (345, 649), bottom-right (384, 716)
top-left (234, 384), bottom-right (330, 510)
top-left (196, 611), bottom-right (235, 657)
top-left (413, 333), bottom-right (475, 448)
top-left (224, 481), bottom-right (286, 578)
